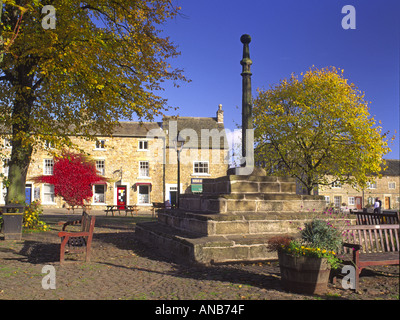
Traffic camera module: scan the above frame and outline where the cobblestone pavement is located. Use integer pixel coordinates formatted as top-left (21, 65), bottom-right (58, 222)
top-left (0, 213), bottom-right (398, 302)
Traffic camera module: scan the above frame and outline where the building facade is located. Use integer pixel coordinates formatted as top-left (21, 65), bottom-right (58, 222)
top-left (1, 106), bottom-right (229, 211)
top-left (316, 159), bottom-right (400, 210)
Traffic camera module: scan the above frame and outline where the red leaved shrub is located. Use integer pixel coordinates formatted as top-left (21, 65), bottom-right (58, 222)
top-left (33, 151), bottom-right (108, 208)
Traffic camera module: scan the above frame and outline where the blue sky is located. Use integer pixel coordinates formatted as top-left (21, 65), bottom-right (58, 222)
top-left (157, 0), bottom-right (399, 159)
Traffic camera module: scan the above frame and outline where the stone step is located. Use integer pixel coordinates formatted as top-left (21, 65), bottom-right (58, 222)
top-left (180, 193), bottom-right (326, 214)
top-left (135, 221), bottom-right (287, 264)
top-left (157, 210), bottom-right (311, 236)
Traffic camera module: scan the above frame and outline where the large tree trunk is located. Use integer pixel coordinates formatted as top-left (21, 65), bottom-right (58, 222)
top-left (5, 63), bottom-right (35, 205)
top-left (6, 131), bottom-right (33, 205)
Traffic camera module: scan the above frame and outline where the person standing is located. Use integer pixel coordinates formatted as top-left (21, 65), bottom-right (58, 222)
top-left (374, 198), bottom-right (381, 213)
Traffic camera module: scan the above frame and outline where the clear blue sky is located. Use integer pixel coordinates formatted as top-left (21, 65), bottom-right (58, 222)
top-left (157, 0), bottom-right (399, 159)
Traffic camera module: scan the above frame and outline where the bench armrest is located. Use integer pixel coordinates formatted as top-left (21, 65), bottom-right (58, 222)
top-left (59, 219), bottom-right (82, 231)
top-left (343, 243), bottom-right (362, 251)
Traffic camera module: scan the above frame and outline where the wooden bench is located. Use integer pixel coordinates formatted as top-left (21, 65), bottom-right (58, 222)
top-left (105, 205), bottom-right (121, 216)
top-left (105, 205), bottom-right (138, 216)
top-left (58, 212), bottom-right (96, 265)
top-left (124, 205), bottom-right (138, 216)
top-left (350, 209), bottom-right (399, 225)
top-left (336, 224), bottom-right (399, 291)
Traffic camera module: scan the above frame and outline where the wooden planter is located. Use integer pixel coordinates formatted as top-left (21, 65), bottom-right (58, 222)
top-left (2, 213), bottom-right (24, 240)
top-left (278, 251), bottom-right (331, 295)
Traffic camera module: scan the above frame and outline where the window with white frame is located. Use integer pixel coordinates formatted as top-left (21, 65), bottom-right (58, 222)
top-left (348, 197), bottom-right (355, 206)
top-left (138, 185), bottom-right (150, 204)
top-left (367, 181), bottom-right (377, 189)
top-left (193, 161), bottom-right (209, 175)
top-left (139, 161), bottom-right (149, 177)
top-left (138, 140), bottom-right (148, 151)
top-left (324, 196), bottom-right (330, 206)
top-left (334, 196), bottom-right (342, 208)
top-left (96, 160), bottom-right (105, 176)
top-left (388, 182), bottom-right (396, 189)
top-left (44, 159), bottom-right (54, 175)
top-left (93, 184), bottom-right (106, 204)
top-left (43, 184), bottom-right (55, 203)
top-left (95, 140), bottom-right (106, 150)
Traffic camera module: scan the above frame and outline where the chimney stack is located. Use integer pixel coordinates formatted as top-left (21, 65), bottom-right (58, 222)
top-left (217, 104), bottom-right (224, 123)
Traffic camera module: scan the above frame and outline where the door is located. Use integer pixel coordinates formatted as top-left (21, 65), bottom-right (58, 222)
top-left (355, 196), bottom-right (362, 210)
top-left (117, 186), bottom-right (127, 209)
top-left (169, 191), bottom-right (177, 208)
top-left (25, 185), bottom-right (32, 205)
top-left (384, 197), bottom-right (390, 210)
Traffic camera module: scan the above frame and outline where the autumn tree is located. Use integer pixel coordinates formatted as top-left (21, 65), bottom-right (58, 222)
top-left (33, 151), bottom-right (107, 210)
top-left (0, 1), bottom-right (187, 204)
top-left (253, 66), bottom-right (393, 195)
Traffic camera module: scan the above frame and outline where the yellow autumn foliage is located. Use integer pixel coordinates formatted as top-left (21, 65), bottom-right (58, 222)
top-left (253, 66), bottom-right (393, 194)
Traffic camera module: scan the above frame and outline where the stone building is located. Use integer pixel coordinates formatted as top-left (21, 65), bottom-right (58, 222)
top-left (1, 105), bottom-right (229, 211)
top-left (316, 159), bottom-right (400, 210)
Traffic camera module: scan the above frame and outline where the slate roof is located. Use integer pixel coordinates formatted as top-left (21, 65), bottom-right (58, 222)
top-left (87, 116), bottom-right (228, 149)
top-left (162, 116), bottom-right (228, 150)
top-left (381, 159), bottom-right (400, 176)
top-left (106, 121), bottom-right (162, 137)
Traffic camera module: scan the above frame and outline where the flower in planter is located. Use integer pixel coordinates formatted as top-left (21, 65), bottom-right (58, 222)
top-left (267, 217), bottom-right (343, 270)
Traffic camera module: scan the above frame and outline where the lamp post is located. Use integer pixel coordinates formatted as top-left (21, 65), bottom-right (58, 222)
top-left (173, 132), bottom-right (185, 209)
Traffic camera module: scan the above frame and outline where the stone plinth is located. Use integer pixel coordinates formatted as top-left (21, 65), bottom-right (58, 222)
top-left (179, 175), bottom-right (326, 215)
top-left (157, 210), bottom-right (314, 236)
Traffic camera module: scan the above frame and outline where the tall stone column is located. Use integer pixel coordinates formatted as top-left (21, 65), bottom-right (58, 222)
top-left (233, 34), bottom-right (258, 175)
top-left (240, 34), bottom-right (253, 161)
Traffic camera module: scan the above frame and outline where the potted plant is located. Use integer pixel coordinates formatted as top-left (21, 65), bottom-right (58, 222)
top-left (0, 202), bottom-right (25, 240)
top-left (268, 218), bottom-right (343, 295)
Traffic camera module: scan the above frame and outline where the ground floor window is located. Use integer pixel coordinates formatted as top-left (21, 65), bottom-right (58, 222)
top-left (43, 184), bottom-right (55, 203)
top-left (93, 184), bottom-right (106, 204)
top-left (348, 197), bottom-right (355, 206)
top-left (138, 185), bottom-right (150, 204)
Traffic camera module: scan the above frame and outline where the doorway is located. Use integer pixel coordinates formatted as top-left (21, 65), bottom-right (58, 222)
top-left (384, 197), bottom-right (390, 210)
top-left (355, 196), bottom-right (362, 210)
top-left (25, 184), bottom-right (32, 205)
top-left (117, 186), bottom-right (127, 209)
